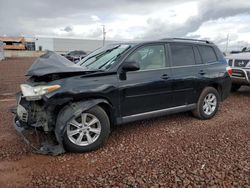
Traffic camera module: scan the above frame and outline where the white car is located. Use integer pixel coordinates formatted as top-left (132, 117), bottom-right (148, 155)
top-left (226, 51), bottom-right (250, 91)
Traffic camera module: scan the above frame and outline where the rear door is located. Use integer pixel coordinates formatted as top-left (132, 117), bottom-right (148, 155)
top-left (197, 45), bottom-right (221, 92)
top-left (198, 45), bottom-right (220, 79)
top-left (119, 43), bottom-right (174, 117)
top-left (169, 43), bottom-right (200, 106)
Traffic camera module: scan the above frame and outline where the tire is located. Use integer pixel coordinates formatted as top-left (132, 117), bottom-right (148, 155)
top-left (192, 87), bottom-right (220, 120)
top-left (231, 84), bottom-right (241, 92)
top-left (62, 105), bottom-right (110, 153)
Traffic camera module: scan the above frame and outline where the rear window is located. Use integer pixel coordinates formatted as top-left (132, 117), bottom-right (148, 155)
top-left (199, 46), bottom-right (217, 63)
top-left (170, 44), bottom-right (195, 66)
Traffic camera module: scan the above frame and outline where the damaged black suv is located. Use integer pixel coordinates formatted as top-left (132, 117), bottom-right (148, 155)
top-left (13, 38), bottom-right (232, 154)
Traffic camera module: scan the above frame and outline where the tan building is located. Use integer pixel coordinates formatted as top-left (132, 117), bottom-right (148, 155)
top-left (0, 36), bottom-right (26, 50)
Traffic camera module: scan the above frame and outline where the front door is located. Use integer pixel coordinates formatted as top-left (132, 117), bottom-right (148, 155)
top-left (119, 44), bottom-right (173, 117)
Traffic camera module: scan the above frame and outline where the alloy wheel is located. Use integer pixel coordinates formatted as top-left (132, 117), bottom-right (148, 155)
top-left (66, 113), bottom-right (101, 146)
top-left (203, 93), bottom-right (217, 116)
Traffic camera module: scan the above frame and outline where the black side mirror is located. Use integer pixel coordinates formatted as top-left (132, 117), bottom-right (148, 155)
top-left (122, 61), bottom-right (140, 72)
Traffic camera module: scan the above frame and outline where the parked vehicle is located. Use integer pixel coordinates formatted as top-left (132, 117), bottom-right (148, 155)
top-left (230, 47), bottom-right (250, 54)
top-left (62, 50), bottom-right (87, 63)
top-left (12, 38), bottom-right (232, 154)
top-left (226, 51), bottom-right (250, 91)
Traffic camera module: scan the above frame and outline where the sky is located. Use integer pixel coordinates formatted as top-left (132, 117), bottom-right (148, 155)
top-left (0, 0), bottom-right (250, 51)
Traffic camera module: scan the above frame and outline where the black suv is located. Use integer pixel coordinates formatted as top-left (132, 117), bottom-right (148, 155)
top-left (13, 38), bottom-right (232, 154)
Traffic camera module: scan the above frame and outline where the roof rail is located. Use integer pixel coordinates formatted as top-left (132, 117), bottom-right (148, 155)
top-left (161, 38), bottom-right (213, 44)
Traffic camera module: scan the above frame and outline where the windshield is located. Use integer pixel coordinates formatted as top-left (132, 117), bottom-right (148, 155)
top-left (77, 44), bottom-right (131, 70)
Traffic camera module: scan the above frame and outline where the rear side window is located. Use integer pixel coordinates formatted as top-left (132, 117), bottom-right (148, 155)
top-left (199, 46), bottom-right (217, 63)
top-left (170, 44), bottom-right (195, 66)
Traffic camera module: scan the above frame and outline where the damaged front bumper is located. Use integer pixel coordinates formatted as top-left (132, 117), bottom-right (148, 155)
top-left (14, 117), bottom-right (65, 155)
top-left (11, 95), bottom-right (66, 155)
top-left (12, 116), bottom-right (65, 155)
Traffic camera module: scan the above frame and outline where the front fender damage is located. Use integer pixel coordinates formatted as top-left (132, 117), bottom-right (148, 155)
top-left (55, 99), bottom-right (110, 154)
top-left (13, 99), bottom-right (110, 155)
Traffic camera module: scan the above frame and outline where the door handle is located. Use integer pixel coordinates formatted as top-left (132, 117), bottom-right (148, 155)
top-left (199, 70), bottom-right (206, 75)
top-left (161, 74), bottom-right (170, 80)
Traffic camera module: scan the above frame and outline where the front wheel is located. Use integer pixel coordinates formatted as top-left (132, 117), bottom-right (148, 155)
top-left (192, 87), bottom-right (220, 120)
top-left (62, 105), bottom-right (110, 153)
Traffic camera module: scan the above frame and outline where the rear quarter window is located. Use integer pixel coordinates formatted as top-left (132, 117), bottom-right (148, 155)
top-left (199, 46), bottom-right (218, 63)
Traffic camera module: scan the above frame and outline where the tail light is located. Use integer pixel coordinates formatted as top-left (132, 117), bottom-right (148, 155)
top-left (226, 66), bottom-right (233, 76)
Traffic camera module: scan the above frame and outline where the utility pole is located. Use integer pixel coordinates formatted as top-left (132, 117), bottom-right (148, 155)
top-left (102, 25), bottom-right (106, 47)
top-left (225, 34), bottom-right (229, 54)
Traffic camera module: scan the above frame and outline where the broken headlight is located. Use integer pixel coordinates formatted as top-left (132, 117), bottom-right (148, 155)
top-left (20, 84), bottom-right (61, 101)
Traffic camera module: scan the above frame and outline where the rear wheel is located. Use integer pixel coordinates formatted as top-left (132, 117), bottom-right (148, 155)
top-left (231, 84), bottom-right (241, 92)
top-left (192, 87), bottom-right (220, 120)
top-left (62, 105), bottom-right (110, 153)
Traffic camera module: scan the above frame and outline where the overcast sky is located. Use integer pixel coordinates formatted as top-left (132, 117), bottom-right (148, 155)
top-left (1, 0), bottom-right (250, 51)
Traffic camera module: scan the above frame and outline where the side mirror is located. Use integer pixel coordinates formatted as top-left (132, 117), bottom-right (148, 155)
top-left (122, 61), bottom-right (140, 72)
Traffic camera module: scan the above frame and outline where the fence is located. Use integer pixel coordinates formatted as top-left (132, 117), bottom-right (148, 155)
top-left (3, 50), bottom-right (45, 58)
top-left (0, 41), bottom-right (4, 60)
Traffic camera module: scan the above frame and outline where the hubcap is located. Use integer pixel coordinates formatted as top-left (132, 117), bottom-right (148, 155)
top-left (203, 93), bottom-right (217, 116)
top-left (67, 113), bottom-right (101, 146)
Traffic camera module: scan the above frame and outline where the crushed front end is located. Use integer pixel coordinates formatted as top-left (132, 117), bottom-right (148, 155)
top-left (12, 87), bottom-right (66, 155)
top-left (11, 51), bottom-right (93, 155)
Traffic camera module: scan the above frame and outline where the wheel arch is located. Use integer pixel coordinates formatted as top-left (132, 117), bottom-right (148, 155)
top-left (206, 83), bottom-right (223, 101)
top-left (54, 98), bottom-right (114, 150)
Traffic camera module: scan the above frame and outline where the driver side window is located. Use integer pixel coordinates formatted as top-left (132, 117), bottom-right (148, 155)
top-left (127, 44), bottom-right (166, 71)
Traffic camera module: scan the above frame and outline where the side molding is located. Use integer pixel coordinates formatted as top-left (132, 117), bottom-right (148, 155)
top-left (117, 104), bottom-right (196, 124)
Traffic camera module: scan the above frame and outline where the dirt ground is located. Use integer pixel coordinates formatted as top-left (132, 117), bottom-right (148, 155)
top-left (0, 57), bottom-right (249, 187)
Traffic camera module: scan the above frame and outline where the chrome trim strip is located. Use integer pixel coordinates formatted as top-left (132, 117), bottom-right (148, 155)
top-left (170, 62), bottom-right (218, 69)
top-left (128, 62), bottom-right (220, 73)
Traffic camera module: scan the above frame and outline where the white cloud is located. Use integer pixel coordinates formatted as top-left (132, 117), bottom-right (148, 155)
top-left (0, 0), bottom-right (250, 51)
top-left (188, 14), bottom-right (250, 50)
top-left (91, 15), bottom-right (101, 22)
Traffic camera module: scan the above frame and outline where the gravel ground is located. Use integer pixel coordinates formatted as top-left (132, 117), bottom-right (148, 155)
top-left (0, 58), bottom-right (249, 187)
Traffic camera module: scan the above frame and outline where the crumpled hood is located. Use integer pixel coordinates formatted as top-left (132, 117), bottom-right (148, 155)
top-left (26, 51), bottom-right (88, 76)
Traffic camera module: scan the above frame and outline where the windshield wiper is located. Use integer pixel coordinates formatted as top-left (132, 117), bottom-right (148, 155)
top-left (79, 45), bottom-right (121, 66)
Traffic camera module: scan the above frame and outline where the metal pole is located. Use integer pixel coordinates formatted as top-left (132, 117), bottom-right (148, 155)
top-left (102, 25), bottom-right (106, 47)
top-left (225, 34), bottom-right (229, 54)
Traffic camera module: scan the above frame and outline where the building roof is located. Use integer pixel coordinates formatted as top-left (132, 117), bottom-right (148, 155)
top-left (0, 36), bottom-right (25, 42)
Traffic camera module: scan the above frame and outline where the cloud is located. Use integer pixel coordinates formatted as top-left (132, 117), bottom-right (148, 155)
top-left (91, 15), bottom-right (101, 22)
top-left (62, 26), bottom-right (73, 32)
top-left (141, 0), bottom-right (250, 39)
top-left (0, 0), bottom-right (250, 51)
